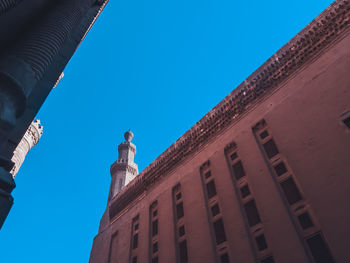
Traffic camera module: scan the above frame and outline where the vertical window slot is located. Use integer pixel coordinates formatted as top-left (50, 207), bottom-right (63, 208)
top-left (176, 202), bottom-right (184, 220)
top-left (206, 180), bottom-right (217, 199)
top-left (232, 161), bottom-right (246, 180)
top-left (274, 162), bottom-right (287, 176)
top-left (343, 116), bottom-right (350, 129)
top-left (263, 139), bottom-right (279, 159)
top-left (213, 218), bottom-right (227, 245)
top-left (152, 220), bottom-right (158, 237)
top-left (132, 234), bottom-right (138, 249)
top-left (255, 234), bottom-right (268, 251)
top-left (179, 240), bottom-right (188, 263)
top-left (240, 185), bottom-right (251, 198)
top-left (280, 177), bottom-right (303, 205)
top-left (220, 253), bottom-right (230, 263)
top-left (298, 212), bottom-right (314, 230)
top-left (179, 225), bottom-right (185, 237)
top-left (244, 200), bottom-right (261, 227)
top-left (306, 234), bottom-right (334, 263)
top-left (211, 204), bottom-right (220, 217)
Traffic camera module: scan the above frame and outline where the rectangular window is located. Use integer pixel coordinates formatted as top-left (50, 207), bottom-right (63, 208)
top-left (260, 130), bottom-right (269, 139)
top-left (230, 152), bottom-right (238, 160)
top-left (152, 220), bottom-right (158, 237)
top-left (255, 234), bottom-right (268, 251)
top-left (306, 233), bottom-right (334, 263)
top-left (130, 216), bottom-right (139, 261)
top-left (153, 210), bottom-right (158, 217)
top-left (244, 200), bottom-right (261, 227)
top-left (179, 225), bottom-right (185, 237)
top-left (176, 202), bottom-right (184, 220)
top-left (274, 162), bottom-right (287, 176)
top-left (152, 242), bottom-right (158, 253)
top-left (211, 204), bottom-right (220, 217)
top-left (108, 233), bottom-right (118, 263)
top-left (261, 256), bottom-right (275, 263)
top-left (206, 180), bottom-right (217, 199)
top-left (280, 177), bottom-right (302, 205)
top-left (263, 139), bottom-right (279, 159)
top-left (220, 253), bottom-right (230, 263)
top-left (298, 212), bottom-right (314, 230)
top-left (176, 192), bottom-right (182, 200)
top-left (179, 240), bottom-right (188, 263)
top-left (205, 171), bottom-right (212, 179)
top-left (343, 116), bottom-right (350, 129)
top-left (240, 185), bottom-right (251, 198)
top-left (132, 234), bottom-right (138, 249)
top-left (152, 257), bottom-right (158, 263)
top-left (213, 218), bottom-right (227, 245)
top-left (232, 161), bottom-right (246, 180)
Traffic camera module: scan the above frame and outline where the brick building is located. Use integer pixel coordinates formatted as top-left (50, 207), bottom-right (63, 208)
top-left (89, 1), bottom-right (350, 262)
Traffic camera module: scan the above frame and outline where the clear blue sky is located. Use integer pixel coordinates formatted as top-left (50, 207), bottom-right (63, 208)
top-left (0, 1), bottom-right (334, 262)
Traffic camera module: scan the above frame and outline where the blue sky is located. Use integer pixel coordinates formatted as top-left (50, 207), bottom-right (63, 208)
top-left (0, 1), bottom-right (334, 262)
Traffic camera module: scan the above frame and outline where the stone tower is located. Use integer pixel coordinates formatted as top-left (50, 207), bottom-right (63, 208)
top-left (11, 120), bottom-right (43, 178)
top-left (110, 131), bottom-right (138, 198)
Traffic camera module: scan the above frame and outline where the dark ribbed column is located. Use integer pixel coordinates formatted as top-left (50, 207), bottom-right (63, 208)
top-left (0, 0), bottom-right (94, 126)
top-left (0, 0), bottom-right (23, 15)
top-left (0, 0), bottom-right (96, 229)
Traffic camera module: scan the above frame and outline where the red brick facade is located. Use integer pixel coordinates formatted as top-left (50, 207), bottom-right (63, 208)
top-left (90, 1), bottom-right (350, 262)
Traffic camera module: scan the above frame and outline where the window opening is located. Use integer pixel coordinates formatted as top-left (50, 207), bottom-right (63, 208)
top-left (274, 162), bottom-right (287, 176)
top-left (211, 204), bottom-right (220, 217)
top-left (280, 178), bottom-right (302, 205)
top-left (306, 234), bottom-right (334, 263)
top-left (298, 212), bottom-right (314, 230)
top-left (176, 202), bottom-right (184, 220)
top-left (240, 185), bottom-right (251, 198)
top-left (256, 234), bottom-right (268, 251)
top-left (220, 253), bottom-right (230, 263)
top-left (179, 240), bottom-right (188, 263)
top-left (263, 139), bottom-right (279, 159)
top-left (244, 200), bottom-right (261, 227)
top-left (206, 180), bottom-right (217, 199)
top-left (213, 218), bottom-right (227, 245)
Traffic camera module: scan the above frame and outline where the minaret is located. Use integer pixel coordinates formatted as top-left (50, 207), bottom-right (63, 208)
top-left (10, 120), bottom-right (43, 178)
top-left (110, 131), bottom-right (138, 198)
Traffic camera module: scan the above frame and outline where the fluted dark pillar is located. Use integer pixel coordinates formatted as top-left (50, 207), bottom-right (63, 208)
top-left (0, 0), bottom-right (105, 229)
top-left (0, 0), bottom-right (23, 15)
top-left (0, 0), bottom-right (95, 128)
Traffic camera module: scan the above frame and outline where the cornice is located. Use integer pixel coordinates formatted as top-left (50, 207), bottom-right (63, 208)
top-left (109, 0), bottom-right (350, 220)
top-left (79, 0), bottom-right (109, 47)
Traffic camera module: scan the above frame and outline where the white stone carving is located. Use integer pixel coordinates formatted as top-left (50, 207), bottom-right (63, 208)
top-left (10, 120), bottom-right (43, 178)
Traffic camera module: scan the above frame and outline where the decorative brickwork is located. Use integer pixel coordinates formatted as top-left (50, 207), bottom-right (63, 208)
top-left (109, 0), bottom-right (350, 220)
